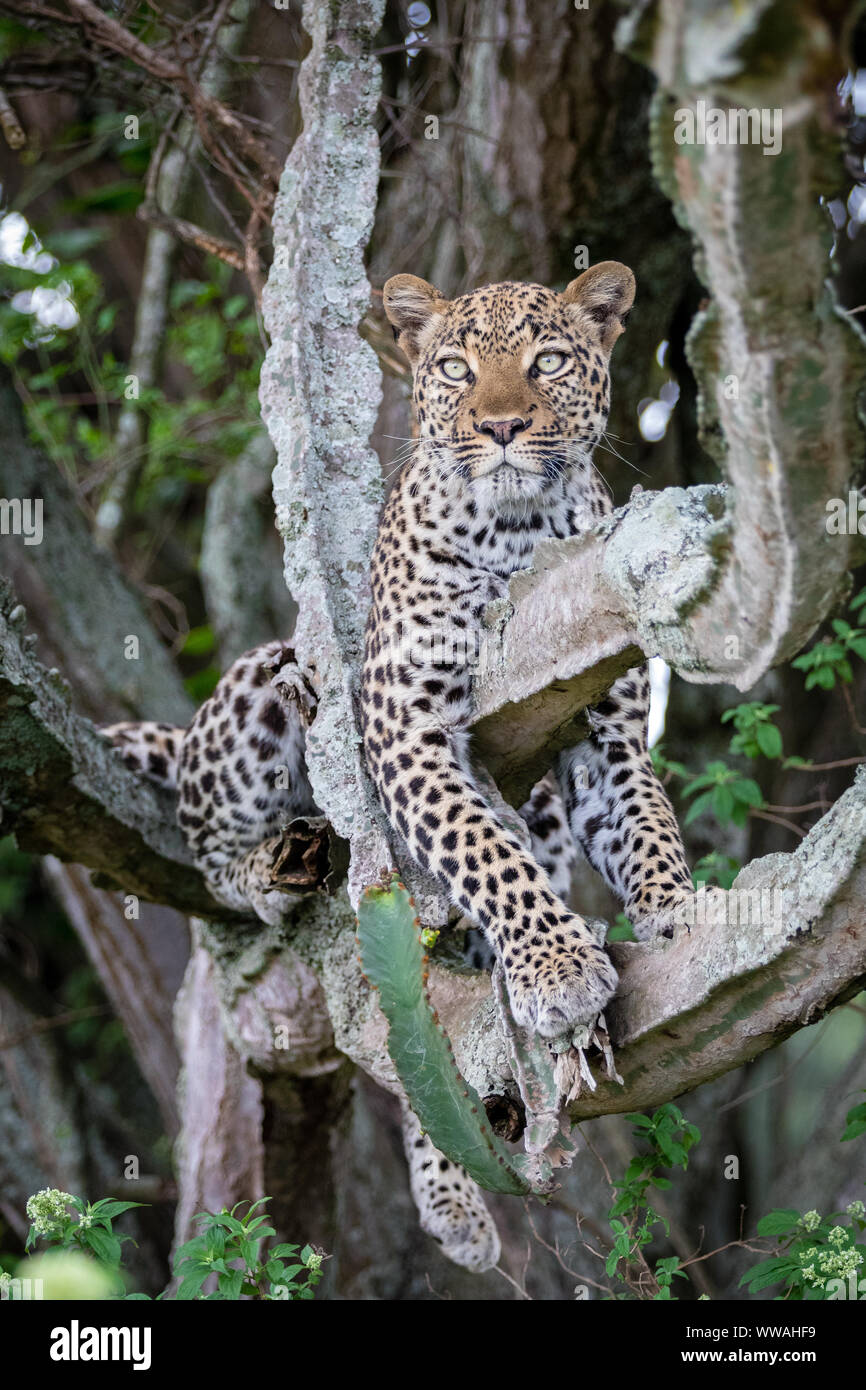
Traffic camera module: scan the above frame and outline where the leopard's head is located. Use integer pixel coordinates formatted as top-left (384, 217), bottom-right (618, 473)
top-left (383, 266), bottom-right (634, 510)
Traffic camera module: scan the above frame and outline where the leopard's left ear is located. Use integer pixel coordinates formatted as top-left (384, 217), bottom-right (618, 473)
top-left (561, 261), bottom-right (636, 353)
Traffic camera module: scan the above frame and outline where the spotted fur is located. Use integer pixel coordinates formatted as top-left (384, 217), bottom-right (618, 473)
top-left (399, 1098), bottom-right (500, 1270)
top-left (361, 266), bottom-right (692, 1037)
top-left (102, 720), bottom-right (185, 791)
top-left (105, 642), bottom-right (318, 923)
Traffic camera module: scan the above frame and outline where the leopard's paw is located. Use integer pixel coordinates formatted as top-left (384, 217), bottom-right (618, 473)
top-left (418, 1188), bottom-right (501, 1272)
top-left (506, 928), bottom-right (618, 1038)
top-left (403, 1118), bottom-right (500, 1272)
top-left (247, 885), bottom-right (302, 927)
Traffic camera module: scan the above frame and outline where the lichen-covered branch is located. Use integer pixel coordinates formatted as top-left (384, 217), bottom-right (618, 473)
top-left (618, 0), bottom-right (866, 688)
top-left (468, 0), bottom-right (866, 800)
top-left (0, 583), bottom-right (230, 919)
top-left (191, 762), bottom-right (866, 1128)
top-left (258, 0), bottom-right (394, 909)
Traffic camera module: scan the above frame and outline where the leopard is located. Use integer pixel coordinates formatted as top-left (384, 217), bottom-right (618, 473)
top-left (102, 262), bottom-right (694, 1273)
top-left (360, 263), bottom-right (693, 1039)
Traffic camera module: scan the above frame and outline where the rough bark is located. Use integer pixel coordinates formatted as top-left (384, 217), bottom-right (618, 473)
top-left (41, 858), bottom-right (185, 1134)
top-left (171, 934), bottom-right (265, 1268)
top-left (258, 0), bottom-right (398, 910)
top-left (0, 588), bottom-right (230, 918)
top-left (622, 0), bottom-right (866, 686)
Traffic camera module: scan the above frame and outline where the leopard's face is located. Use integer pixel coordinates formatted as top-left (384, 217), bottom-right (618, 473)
top-left (383, 266), bottom-right (635, 511)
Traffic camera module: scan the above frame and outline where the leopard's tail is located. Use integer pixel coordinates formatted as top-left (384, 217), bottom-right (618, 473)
top-left (100, 720), bottom-right (187, 791)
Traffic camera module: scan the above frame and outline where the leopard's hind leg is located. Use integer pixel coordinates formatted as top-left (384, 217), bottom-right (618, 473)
top-left (176, 640), bottom-right (319, 922)
top-left (556, 666), bottom-right (692, 939)
top-left (399, 1098), bottom-right (500, 1272)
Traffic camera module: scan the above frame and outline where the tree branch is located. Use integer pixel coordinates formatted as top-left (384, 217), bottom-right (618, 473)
top-left (0, 582), bottom-right (230, 918)
top-left (258, 0), bottom-right (399, 911)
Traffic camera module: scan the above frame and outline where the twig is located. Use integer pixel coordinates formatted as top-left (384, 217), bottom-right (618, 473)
top-left (493, 1263), bottom-right (532, 1300)
top-left (135, 203), bottom-right (245, 269)
top-left (750, 808), bottom-right (808, 837)
top-left (786, 755), bottom-right (866, 772)
top-left (523, 1201), bottom-right (611, 1295)
top-left (379, 94), bottom-right (500, 145)
top-left (61, 0), bottom-right (280, 194)
top-left (0, 1004), bottom-right (110, 1050)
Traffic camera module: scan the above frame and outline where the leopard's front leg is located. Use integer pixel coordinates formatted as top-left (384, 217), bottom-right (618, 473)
top-left (556, 666), bottom-right (693, 940)
top-left (363, 694), bottom-right (617, 1037)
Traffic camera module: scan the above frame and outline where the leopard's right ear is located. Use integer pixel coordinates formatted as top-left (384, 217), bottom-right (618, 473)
top-left (382, 274), bottom-right (450, 364)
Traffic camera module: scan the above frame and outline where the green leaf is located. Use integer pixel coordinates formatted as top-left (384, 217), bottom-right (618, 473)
top-left (841, 1101), bottom-right (866, 1142)
top-left (176, 1270), bottom-right (210, 1300)
top-left (63, 181), bottom-right (143, 215)
top-left (682, 774), bottom-right (717, 796)
top-left (206, 1214), bottom-right (245, 1234)
top-left (219, 1268), bottom-right (244, 1300)
top-left (607, 913), bottom-right (636, 942)
top-left (184, 665), bottom-right (221, 702)
top-left (88, 1200), bottom-right (144, 1221)
top-left (240, 1239), bottom-right (259, 1267)
top-left (182, 624), bottom-right (216, 658)
top-left (739, 1256), bottom-right (796, 1292)
top-left (711, 784), bottom-right (735, 822)
top-left (756, 722), bottom-right (783, 758)
top-left (684, 791), bottom-right (714, 826)
top-left (756, 1209), bottom-right (801, 1237)
top-left (733, 778), bottom-right (764, 808)
top-left (82, 1227), bottom-right (121, 1266)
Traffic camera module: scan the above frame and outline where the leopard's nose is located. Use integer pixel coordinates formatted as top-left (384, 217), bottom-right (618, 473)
top-left (476, 416), bottom-right (526, 446)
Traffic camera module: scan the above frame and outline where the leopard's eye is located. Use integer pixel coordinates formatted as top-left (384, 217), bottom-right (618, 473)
top-left (440, 357), bottom-right (470, 381)
top-left (535, 351), bottom-right (566, 374)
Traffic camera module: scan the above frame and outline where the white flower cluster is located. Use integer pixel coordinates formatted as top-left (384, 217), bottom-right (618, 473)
top-left (800, 1231), bottom-right (863, 1289)
top-left (24, 1188), bottom-right (75, 1236)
